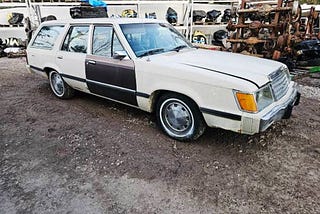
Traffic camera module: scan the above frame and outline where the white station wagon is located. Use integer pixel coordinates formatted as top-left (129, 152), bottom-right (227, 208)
top-left (26, 18), bottom-right (300, 141)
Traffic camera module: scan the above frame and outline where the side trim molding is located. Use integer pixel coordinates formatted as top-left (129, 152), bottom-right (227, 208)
top-left (86, 79), bottom-right (136, 93)
top-left (61, 73), bottom-right (86, 83)
top-left (30, 65), bottom-right (44, 72)
top-left (200, 107), bottom-right (242, 121)
top-left (136, 92), bottom-right (150, 98)
top-left (29, 68), bottom-right (150, 100)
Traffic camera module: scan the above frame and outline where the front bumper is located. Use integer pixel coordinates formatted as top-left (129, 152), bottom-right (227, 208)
top-left (198, 82), bottom-right (300, 135)
top-left (259, 88), bottom-right (300, 132)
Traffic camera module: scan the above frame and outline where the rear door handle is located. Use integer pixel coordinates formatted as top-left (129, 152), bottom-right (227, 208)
top-left (57, 56), bottom-right (63, 59)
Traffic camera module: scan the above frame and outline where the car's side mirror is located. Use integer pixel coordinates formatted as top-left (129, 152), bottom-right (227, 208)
top-left (113, 51), bottom-right (127, 60)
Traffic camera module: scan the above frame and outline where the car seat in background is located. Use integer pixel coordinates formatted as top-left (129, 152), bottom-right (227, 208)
top-left (41, 15), bottom-right (57, 23)
top-left (7, 13), bottom-right (24, 25)
top-left (206, 10), bottom-right (221, 22)
top-left (212, 30), bottom-right (228, 46)
top-left (221, 9), bottom-right (232, 22)
top-left (145, 12), bottom-right (157, 19)
top-left (192, 30), bottom-right (207, 44)
top-left (193, 10), bottom-right (206, 22)
top-left (122, 9), bottom-right (137, 18)
top-left (166, 7), bottom-right (178, 24)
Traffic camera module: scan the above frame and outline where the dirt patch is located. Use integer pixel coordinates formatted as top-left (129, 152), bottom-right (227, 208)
top-left (1, 58), bottom-right (320, 213)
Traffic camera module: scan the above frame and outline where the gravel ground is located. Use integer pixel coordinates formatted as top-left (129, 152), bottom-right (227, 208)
top-left (299, 85), bottom-right (320, 100)
top-left (1, 57), bottom-right (320, 213)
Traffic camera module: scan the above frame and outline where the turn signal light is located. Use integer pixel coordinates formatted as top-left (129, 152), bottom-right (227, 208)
top-left (235, 92), bottom-right (258, 113)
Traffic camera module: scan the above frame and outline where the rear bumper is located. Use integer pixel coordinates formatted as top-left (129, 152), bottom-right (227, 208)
top-left (26, 64), bottom-right (33, 73)
top-left (26, 64), bottom-right (47, 78)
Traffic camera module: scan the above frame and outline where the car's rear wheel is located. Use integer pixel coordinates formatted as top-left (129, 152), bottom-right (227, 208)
top-left (156, 93), bottom-right (206, 141)
top-left (49, 70), bottom-right (74, 99)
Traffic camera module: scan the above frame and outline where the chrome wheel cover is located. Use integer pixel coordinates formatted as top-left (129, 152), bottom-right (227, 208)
top-left (160, 98), bottom-right (194, 137)
top-left (51, 72), bottom-right (64, 96)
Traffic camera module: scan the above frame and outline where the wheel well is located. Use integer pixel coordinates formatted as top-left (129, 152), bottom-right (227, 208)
top-left (43, 67), bottom-right (54, 78)
top-left (150, 90), bottom-right (201, 113)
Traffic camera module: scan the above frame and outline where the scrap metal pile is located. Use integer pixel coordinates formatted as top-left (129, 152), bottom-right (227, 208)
top-left (0, 38), bottom-right (26, 58)
top-left (226, 0), bottom-right (320, 68)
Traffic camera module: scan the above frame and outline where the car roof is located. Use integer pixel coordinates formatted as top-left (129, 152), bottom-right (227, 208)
top-left (41, 18), bottom-right (167, 25)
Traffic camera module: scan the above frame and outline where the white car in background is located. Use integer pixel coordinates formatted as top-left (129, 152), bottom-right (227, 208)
top-left (26, 18), bottom-right (300, 141)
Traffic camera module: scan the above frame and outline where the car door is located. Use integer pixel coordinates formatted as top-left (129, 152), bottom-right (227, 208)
top-left (27, 24), bottom-right (65, 77)
top-left (85, 25), bottom-right (137, 106)
top-left (55, 25), bottom-right (90, 92)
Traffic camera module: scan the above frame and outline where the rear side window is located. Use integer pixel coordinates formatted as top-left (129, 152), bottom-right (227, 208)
top-left (31, 25), bottom-right (64, 50)
top-left (62, 26), bottom-right (89, 53)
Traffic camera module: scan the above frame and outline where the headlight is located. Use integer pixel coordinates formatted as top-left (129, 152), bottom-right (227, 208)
top-left (255, 84), bottom-right (274, 111)
top-left (235, 84), bottom-right (274, 113)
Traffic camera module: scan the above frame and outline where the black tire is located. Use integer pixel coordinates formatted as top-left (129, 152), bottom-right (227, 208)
top-left (156, 93), bottom-right (206, 141)
top-left (48, 70), bottom-right (74, 99)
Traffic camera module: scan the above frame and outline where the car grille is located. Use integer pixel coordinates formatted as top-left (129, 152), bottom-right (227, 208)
top-left (269, 67), bottom-right (290, 101)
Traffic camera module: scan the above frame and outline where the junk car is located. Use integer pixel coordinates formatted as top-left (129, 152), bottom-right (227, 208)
top-left (26, 18), bottom-right (300, 141)
top-left (295, 39), bottom-right (320, 67)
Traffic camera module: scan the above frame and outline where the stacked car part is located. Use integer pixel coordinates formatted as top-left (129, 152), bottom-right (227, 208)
top-left (0, 37), bottom-right (25, 58)
top-left (122, 9), bottom-right (137, 18)
top-left (206, 9), bottom-right (221, 23)
top-left (70, 3), bottom-right (108, 19)
top-left (166, 7), bottom-right (178, 24)
top-left (7, 13), bottom-right (24, 25)
top-left (227, 0), bottom-right (320, 66)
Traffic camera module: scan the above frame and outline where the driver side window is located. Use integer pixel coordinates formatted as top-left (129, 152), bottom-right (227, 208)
top-left (62, 26), bottom-right (89, 53)
top-left (92, 26), bottom-right (125, 58)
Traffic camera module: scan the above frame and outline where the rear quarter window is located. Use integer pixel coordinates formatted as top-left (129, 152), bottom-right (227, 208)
top-left (31, 25), bottom-right (64, 50)
top-left (61, 26), bottom-right (89, 53)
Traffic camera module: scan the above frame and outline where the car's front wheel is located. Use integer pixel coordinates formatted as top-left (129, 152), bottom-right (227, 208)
top-left (156, 93), bottom-right (206, 141)
top-left (49, 70), bottom-right (74, 99)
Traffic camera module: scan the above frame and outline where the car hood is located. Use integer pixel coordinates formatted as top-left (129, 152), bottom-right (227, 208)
top-left (150, 49), bottom-right (284, 88)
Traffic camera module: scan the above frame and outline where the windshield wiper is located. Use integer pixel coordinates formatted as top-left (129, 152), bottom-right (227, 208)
top-left (170, 45), bottom-right (188, 52)
top-left (138, 48), bottom-right (164, 57)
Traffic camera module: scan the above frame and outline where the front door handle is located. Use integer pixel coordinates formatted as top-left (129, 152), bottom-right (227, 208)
top-left (87, 60), bottom-right (96, 65)
top-left (57, 56), bottom-right (63, 59)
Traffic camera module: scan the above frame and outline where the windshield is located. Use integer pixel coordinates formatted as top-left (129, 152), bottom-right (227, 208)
top-left (120, 23), bottom-right (193, 57)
